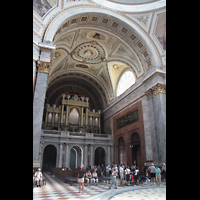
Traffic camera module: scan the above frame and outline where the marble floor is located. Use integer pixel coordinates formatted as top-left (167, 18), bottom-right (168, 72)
top-left (33, 172), bottom-right (166, 200)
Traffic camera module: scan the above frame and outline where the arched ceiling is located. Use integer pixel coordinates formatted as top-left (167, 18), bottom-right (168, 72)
top-left (34, 0), bottom-right (166, 110)
top-left (46, 11), bottom-right (158, 105)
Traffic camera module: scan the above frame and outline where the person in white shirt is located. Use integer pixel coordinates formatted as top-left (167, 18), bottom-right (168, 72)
top-left (125, 166), bottom-right (130, 186)
top-left (134, 167), bottom-right (139, 185)
top-left (119, 164), bottom-right (124, 187)
top-left (34, 168), bottom-right (43, 187)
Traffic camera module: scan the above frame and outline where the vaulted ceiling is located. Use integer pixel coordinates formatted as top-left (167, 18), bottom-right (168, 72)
top-left (34, 0), bottom-right (166, 111)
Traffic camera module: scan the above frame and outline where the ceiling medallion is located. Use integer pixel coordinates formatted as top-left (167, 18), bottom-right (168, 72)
top-left (72, 42), bottom-right (105, 64)
top-left (75, 63), bottom-right (90, 69)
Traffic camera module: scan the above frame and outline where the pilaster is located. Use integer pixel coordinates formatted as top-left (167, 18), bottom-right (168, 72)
top-left (33, 42), bottom-right (55, 167)
top-left (144, 83), bottom-right (166, 164)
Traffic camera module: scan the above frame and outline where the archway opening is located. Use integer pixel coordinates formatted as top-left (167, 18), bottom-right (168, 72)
top-left (42, 145), bottom-right (57, 172)
top-left (70, 146), bottom-right (83, 169)
top-left (118, 137), bottom-right (126, 165)
top-left (131, 132), bottom-right (140, 167)
top-left (95, 147), bottom-right (105, 166)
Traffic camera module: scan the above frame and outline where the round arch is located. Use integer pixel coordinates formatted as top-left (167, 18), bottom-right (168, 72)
top-left (42, 144), bottom-right (57, 172)
top-left (69, 145), bottom-right (83, 169)
top-left (95, 147), bottom-right (106, 167)
top-left (116, 69), bottom-right (136, 97)
top-left (43, 7), bottom-right (160, 66)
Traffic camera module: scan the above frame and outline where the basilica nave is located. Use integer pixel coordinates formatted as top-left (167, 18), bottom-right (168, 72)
top-left (33, 0), bottom-right (166, 175)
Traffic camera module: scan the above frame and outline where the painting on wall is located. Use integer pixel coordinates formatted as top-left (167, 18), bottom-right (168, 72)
top-left (33, 0), bottom-right (57, 17)
top-left (155, 13), bottom-right (166, 50)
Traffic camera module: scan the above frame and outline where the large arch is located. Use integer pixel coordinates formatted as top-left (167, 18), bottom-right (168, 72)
top-left (43, 7), bottom-right (160, 67)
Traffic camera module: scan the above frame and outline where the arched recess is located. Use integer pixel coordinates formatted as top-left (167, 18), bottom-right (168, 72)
top-left (130, 132), bottom-right (141, 167)
top-left (43, 7), bottom-right (160, 66)
top-left (42, 144), bottom-right (57, 172)
top-left (95, 147), bottom-right (106, 166)
top-left (118, 137), bottom-right (126, 165)
top-left (69, 146), bottom-right (83, 169)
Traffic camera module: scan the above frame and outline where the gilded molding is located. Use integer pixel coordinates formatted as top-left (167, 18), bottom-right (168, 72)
top-left (36, 60), bottom-right (51, 74)
top-left (145, 88), bottom-right (153, 99)
top-left (145, 83), bottom-right (166, 99)
top-left (152, 83), bottom-right (166, 95)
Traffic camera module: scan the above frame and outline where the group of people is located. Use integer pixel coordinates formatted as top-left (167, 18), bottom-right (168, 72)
top-left (144, 163), bottom-right (166, 186)
top-left (33, 162), bottom-right (166, 193)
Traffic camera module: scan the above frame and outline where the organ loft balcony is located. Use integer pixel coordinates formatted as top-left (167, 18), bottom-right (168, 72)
top-left (42, 94), bottom-right (102, 134)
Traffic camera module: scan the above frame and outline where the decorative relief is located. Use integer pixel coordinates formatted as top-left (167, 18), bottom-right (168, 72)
top-left (152, 83), bottom-right (166, 95)
top-left (145, 83), bottom-right (166, 99)
top-left (145, 88), bottom-right (153, 99)
top-left (36, 60), bottom-right (51, 74)
top-left (117, 110), bottom-right (139, 130)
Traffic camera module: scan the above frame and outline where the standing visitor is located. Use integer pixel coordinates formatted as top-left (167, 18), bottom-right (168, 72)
top-left (161, 163), bottom-right (166, 183)
top-left (149, 163), bottom-right (156, 185)
top-left (125, 166), bottom-right (130, 186)
top-left (77, 164), bottom-right (86, 194)
top-left (101, 164), bottom-right (105, 176)
top-left (114, 164), bottom-right (118, 179)
top-left (109, 167), bottom-right (117, 189)
top-left (119, 164), bottom-right (124, 187)
top-left (155, 165), bottom-right (161, 186)
top-left (134, 167), bottom-right (140, 185)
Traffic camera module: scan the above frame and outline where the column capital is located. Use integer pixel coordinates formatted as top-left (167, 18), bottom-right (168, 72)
top-left (36, 60), bottom-right (51, 74)
top-left (152, 83), bottom-right (166, 95)
top-left (145, 88), bottom-right (153, 99)
top-left (145, 83), bottom-right (166, 99)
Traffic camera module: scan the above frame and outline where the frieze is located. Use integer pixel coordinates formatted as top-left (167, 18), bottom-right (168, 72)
top-left (117, 109), bottom-right (138, 130)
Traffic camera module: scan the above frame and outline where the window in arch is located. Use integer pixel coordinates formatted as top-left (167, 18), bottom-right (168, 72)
top-left (117, 70), bottom-right (135, 97)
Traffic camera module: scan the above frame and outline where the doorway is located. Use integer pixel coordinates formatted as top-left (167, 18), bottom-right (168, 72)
top-left (118, 137), bottom-right (126, 165)
top-left (70, 146), bottom-right (83, 169)
top-left (131, 132), bottom-right (140, 167)
top-left (42, 145), bottom-right (57, 172)
top-left (95, 147), bottom-right (105, 166)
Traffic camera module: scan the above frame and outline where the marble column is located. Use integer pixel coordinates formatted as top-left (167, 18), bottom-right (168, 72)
top-left (107, 146), bottom-right (110, 166)
top-left (65, 105), bottom-right (69, 125)
top-left (59, 143), bottom-right (63, 168)
top-left (90, 145), bottom-right (94, 167)
top-left (81, 107), bottom-right (83, 126)
top-left (144, 83), bottom-right (166, 164)
top-left (65, 143), bottom-right (69, 168)
top-left (85, 107), bottom-right (88, 125)
top-left (33, 64), bottom-right (49, 164)
top-left (61, 104), bottom-right (64, 123)
top-left (84, 145), bottom-right (88, 167)
top-left (152, 84), bottom-right (166, 164)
